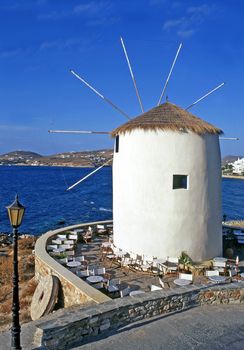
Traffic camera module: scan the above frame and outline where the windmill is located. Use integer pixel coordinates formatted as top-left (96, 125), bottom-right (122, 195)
top-left (49, 38), bottom-right (238, 261)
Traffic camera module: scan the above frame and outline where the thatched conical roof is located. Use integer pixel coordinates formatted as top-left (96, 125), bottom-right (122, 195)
top-left (111, 102), bottom-right (222, 137)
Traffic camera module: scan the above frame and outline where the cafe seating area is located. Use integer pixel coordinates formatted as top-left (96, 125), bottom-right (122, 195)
top-left (47, 224), bottom-right (244, 299)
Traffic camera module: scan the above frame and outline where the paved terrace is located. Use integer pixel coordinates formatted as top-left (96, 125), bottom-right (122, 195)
top-left (73, 304), bottom-right (244, 350)
top-left (1, 222), bottom-right (243, 349)
top-left (49, 225), bottom-right (244, 297)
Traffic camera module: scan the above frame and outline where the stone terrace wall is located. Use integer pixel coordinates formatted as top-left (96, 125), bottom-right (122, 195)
top-left (34, 221), bottom-right (112, 308)
top-left (33, 282), bottom-right (244, 350)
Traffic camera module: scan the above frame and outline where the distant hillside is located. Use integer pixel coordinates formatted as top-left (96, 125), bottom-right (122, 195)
top-left (222, 155), bottom-right (243, 165)
top-left (1, 150), bottom-right (242, 168)
top-left (0, 149), bottom-right (113, 167)
top-left (1, 151), bottom-right (42, 159)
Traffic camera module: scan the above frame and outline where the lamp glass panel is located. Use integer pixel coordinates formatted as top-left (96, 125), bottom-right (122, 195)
top-left (7, 207), bottom-right (25, 227)
top-left (17, 208), bottom-right (25, 226)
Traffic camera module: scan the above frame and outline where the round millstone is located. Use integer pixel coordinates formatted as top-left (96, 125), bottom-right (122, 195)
top-left (31, 275), bottom-right (59, 320)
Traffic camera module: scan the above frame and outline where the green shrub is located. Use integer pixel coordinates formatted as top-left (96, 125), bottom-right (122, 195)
top-left (57, 252), bottom-right (67, 259)
top-left (179, 251), bottom-right (193, 266)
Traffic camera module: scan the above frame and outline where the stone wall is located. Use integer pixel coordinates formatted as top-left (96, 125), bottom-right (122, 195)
top-left (33, 281), bottom-right (244, 350)
top-left (34, 221), bottom-right (112, 308)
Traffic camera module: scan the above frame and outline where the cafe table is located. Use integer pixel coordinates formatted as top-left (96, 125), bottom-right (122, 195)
top-left (208, 275), bottom-right (226, 283)
top-left (173, 279), bottom-right (191, 286)
top-left (213, 257), bottom-right (227, 262)
top-left (53, 248), bottom-right (65, 253)
top-left (129, 290), bottom-right (146, 296)
top-left (86, 275), bottom-right (104, 284)
top-left (66, 261), bottom-right (81, 268)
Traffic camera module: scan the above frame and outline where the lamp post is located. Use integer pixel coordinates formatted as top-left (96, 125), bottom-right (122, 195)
top-left (6, 195), bottom-right (25, 350)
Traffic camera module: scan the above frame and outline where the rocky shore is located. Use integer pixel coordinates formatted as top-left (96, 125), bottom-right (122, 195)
top-left (0, 233), bottom-right (36, 247)
top-left (222, 175), bottom-right (244, 180)
top-left (0, 234), bottom-right (37, 331)
top-left (223, 220), bottom-right (244, 228)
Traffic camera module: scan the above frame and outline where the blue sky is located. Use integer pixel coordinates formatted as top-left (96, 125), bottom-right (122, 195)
top-left (0, 0), bottom-right (243, 156)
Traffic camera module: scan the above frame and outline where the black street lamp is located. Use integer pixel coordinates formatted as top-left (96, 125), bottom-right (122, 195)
top-left (6, 195), bottom-right (25, 350)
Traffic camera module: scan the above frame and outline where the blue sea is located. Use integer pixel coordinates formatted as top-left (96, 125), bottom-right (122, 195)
top-left (0, 166), bottom-right (243, 235)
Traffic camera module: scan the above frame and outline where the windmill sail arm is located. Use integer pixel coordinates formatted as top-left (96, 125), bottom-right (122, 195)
top-left (185, 82), bottom-right (225, 110)
top-left (157, 43), bottom-right (183, 106)
top-left (120, 37), bottom-right (144, 113)
top-left (219, 137), bottom-right (239, 140)
top-left (67, 157), bottom-right (113, 191)
top-left (70, 69), bottom-right (131, 120)
top-left (48, 130), bottom-right (110, 135)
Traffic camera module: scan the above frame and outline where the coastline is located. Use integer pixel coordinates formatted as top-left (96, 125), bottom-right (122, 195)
top-left (223, 219), bottom-right (244, 229)
top-left (0, 164), bottom-right (112, 169)
top-left (222, 175), bottom-right (244, 180)
top-left (0, 164), bottom-right (242, 175)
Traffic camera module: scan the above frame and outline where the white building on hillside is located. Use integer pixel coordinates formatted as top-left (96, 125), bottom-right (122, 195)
top-left (232, 158), bottom-right (244, 175)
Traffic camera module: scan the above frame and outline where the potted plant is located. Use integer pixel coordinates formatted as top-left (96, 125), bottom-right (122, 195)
top-left (179, 251), bottom-right (193, 272)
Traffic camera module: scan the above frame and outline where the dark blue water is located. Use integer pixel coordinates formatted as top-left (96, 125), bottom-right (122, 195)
top-left (222, 177), bottom-right (244, 221)
top-left (0, 166), bottom-right (112, 235)
top-left (0, 166), bottom-right (243, 235)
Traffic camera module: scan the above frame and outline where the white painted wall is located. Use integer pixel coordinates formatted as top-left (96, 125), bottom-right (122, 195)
top-left (113, 130), bottom-right (222, 262)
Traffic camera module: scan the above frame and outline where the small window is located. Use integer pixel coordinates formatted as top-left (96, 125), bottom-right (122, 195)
top-left (173, 175), bottom-right (188, 189)
top-left (115, 135), bottom-right (119, 153)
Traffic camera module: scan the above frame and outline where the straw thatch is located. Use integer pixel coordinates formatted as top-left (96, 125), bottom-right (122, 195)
top-left (111, 102), bottom-right (223, 137)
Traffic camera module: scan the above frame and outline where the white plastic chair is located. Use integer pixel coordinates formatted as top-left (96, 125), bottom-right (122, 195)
top-left (97, 224), bottom-right (105, 229)
top-left (107, 279), bottom-right (121, 293)
top-left (82, 231), bottom-right (92, 243)
top-left (128, 253), bottom-right (138, 268)
top-left (151, 285), bottom-right (163, 291)
top-left (179, 273), bottom-right (193, 281)
top-left (159, 277), bottom-right (165, 288)
top-left (68, 234), bottom-right (78, 240)
top-left (161, 257), bottom-right (179, 274)
top-left (205, 270), bottom-right (219, 277)
top-left (134, 254), bottom-right (143, 270)
top-left (52, 239), bottom-right (62, 245)
top-left (105, 247), bottom-right (117, 266)
top-left (74, 229), bottom-right (84, 233)
top-left (229, 269), bottom-right (237, 277)
top-left (213, 261), bottom-right (226, 274)
top-left (64, 240), bottom-right (75, 245)
top-left (76, 268), bottom-right (89, 278)
top-left (144, 255), bottom-right (154, 265)
top-left (59, 244), bottom-right (72, 250)
top-left (120, 257), bottom-right (132, 275)
top-left (66, 250), bottom-right (75, 256)
top-left (120, 287), bottom-right (131, 298)
top-left (57, 234), bottom-right (67, 240)
top-left (94, 267), bottom-right (106, 275)
top-left (88, 268), bottom-right (95, 276)
top-left (74, 256), bottom-right (85, 262)
top-left (46, 244), bottom-right (57, 251)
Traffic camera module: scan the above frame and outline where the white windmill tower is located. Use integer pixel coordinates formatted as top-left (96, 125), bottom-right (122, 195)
top-left (111, 102), bottom-right (223, 261)
top-left (50, 38), bottom-right (238, 262)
